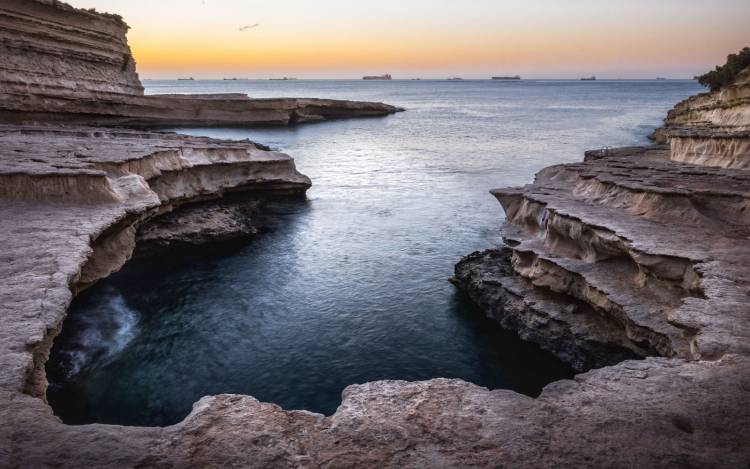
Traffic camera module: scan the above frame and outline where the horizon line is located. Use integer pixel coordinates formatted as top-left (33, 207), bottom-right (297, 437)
top-left (141, 77), bottom-right (700, 81)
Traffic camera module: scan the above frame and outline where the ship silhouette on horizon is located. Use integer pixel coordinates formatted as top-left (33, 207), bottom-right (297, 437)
top-left (363, 74), bottom-right (392, 80)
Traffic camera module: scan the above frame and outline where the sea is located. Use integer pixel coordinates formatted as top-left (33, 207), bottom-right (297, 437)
top-left (46, 79), bottom-right (703, 426)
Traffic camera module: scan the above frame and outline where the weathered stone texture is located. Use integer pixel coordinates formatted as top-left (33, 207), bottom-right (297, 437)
top-left (1, 1), bottom-right (749, 467)
top-left (0, 0), bottom-right (402, 127)
top-left (451, 65), bottom-right (750, 468)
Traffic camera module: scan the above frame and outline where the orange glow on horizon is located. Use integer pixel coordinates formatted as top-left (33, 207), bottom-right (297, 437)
top-left (68, 0), bottom-right (750, 78)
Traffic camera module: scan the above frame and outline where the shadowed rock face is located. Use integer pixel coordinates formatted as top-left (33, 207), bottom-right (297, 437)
top-left (1, 103), bottom-right (747, 468)
top-left (1, 0), bottom-right (749, 467)
top-left (0, 0), bottom-right (403, 127)
top-left (450, 68), bottom-right (750, 466)
top-left (134, 196), bottom-right (263, 257)
top-left (0, 123), bottom-right (311, 396)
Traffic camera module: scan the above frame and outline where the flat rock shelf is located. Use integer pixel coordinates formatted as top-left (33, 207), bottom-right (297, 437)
top-left (1, 0), bottom-right (750, 466)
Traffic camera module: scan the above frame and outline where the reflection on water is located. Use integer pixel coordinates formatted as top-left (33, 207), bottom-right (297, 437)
top-left (47, 79), bottom-right (702, 426)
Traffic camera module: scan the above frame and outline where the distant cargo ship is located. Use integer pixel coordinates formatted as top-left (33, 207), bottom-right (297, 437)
top-left (177, 77), bottom-right (195, 81)
top-left (492, 75), bottom-right (521, 80)
top-left (581, 76), bottom-right (596, 81)
top-left (447, 77), bottom-right (464, 81)
top-left (363, 74), bottom-right (392, 80)
top-left (270, 77), bottom-right (297, 81)
top-left (656, 77), bottom-right (667, 81)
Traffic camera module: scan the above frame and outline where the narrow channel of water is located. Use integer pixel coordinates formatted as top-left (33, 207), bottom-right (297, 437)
top-left (47, 79), bottom-right (702, 426)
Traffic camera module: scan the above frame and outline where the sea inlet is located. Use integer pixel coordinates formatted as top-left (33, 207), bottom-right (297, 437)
top-left (47, 79), bottom-right (701, 426)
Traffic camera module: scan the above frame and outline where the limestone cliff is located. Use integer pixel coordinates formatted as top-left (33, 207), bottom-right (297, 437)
top-left (0, 124), bottom-right (311, 402)
top-left (448, 64), bottom-right (750, 465)
top-left (1, 1), bottom-right (749, 466)
top-left (453, 145), bottom-right (750, 369)
top-left (0, 0), bottom-right (402, 126)
top-left (0, 0), bottom-right (143, 99)
top-left (652, 66), bottom-right (750, 168)
top-left (2, 81), bottom-right (749, 468)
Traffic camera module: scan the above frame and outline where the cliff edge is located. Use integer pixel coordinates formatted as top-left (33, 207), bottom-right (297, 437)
top-left (451, 64), bottom-right (750, 465)
top-left (651, 65), bottom-right (750, 169)
top-left (1, 1), bottom-right (748, 467)
top-left (0, 0), bottom-right (402, 127)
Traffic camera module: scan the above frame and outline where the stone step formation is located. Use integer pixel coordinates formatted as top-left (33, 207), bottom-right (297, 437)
top-left (0, 0), bottom-right (402, 127)
top-left (450, 64), bottom-right (750, 466)
top-left (1, 0), bottom-right (749, 467)
top-left (0, 124), bottom-right (312, 398)
top-left (454, 146), bottom-right (750, 368)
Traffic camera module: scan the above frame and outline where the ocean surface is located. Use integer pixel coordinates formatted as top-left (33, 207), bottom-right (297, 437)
top-left (47, 79), bottom-right (703, 426)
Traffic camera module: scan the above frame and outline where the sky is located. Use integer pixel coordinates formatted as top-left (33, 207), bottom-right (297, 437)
top-left (68, 0), bottom-right (750, 79)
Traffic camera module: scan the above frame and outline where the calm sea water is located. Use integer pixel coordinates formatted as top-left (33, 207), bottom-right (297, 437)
top-left (47, 79), bottom-right (702, 426)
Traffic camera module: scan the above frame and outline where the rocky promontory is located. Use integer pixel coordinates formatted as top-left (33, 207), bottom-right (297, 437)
top-left (650, 66), bottom-right (750, 168)
top-left (0, 0), bottom-right (402, 127)
top-left (2, 0), bottom-right (749, 466)
top-left (451, 66), bottom-right (750, 464)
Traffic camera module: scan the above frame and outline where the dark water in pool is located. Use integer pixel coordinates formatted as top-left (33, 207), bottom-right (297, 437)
top-left (47, 79), bottom-right (702, 426)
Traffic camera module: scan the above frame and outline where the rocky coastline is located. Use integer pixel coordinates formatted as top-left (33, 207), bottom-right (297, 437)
top-left (1, 0), bottom-right (749, 467)
top-left (0, 0), bottom-right (402, 127)
top-left (451, 66), bottom-right (750, 464)
top-left (650, 66), bottom-right (750, 153)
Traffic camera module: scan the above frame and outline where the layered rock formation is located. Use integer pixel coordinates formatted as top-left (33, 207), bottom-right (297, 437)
top-left (453, 145), bottom-right (750, 369)
top-left (0, 123), bottom-right (311, 399)
top-left (2, 0), bottom-right (749, 466)
top-left (0, 0), bottom-right (402, 126)
top-left (2, 85), bottom-right (747, 469)
top-left (449, 69), bottom-right (750, 464)
top-left (651, 66), bottom-right (750, 169)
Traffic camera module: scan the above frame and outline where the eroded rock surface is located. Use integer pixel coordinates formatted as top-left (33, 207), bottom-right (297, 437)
top-left (1, 0), bottom-right (749, 466)
top-left (5, 354), bottom-right (749, 468)
top-left (651, 66), bottom-right (750, 168)
top-left (0, 0), bottom-right (402, 127)
top-left (134, 195), bottom-right (268, 256)
top-left (0, 124), bottom-right (310, 401)
top-left (453, 145), bottom-right (750, 365)
top-left (451, 66), bottom-right (750, 466)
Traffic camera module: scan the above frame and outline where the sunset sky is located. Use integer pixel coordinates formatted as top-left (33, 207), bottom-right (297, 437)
top-left (68, 0), bottom-right (750, 79)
